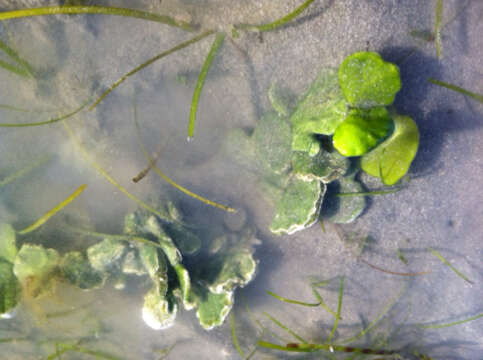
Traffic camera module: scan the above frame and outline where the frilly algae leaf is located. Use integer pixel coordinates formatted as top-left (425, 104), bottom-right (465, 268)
top-left (270, 178), bottom-right (325, 235)
top-left (165, 223), bottom-right (201, 256)
top-left (333, 107), bottom-right (393, 157)
top-left (173, 263), bottom-right (192, 309)
top-left (138, 243), bottom-right (163, 279)
top-left (222, 128), bottom-right (257, 171)
top-left (86, 238), bottom-right (127, 273)
top-left (61, 251), bottom-right (105, 290)
top-left (191, 285), bottom-right (234, 330)
top-left (0, 223), bottom-right (17, 263)
top-left (322, 175), bottom-right (366, 224)
top-left (123, 204), bottom-right (258, 330)
top-left (292, 149), bottom-right (350, 183)
top-left (142, 287), bottom-right (177, 330)
top-left (290, 67), bottom-right (347, 155)
top-left (121, 249), bottom-right (147, 276)
top-left (254, 112), bottom-right (293, 175)
top-left (361, 115), bottom-right (419, 185)
top-left (338, 52), bottom-right (401, 108)
top-left (207, 247), bottom-right (258, 295)
top-left (145, 216), bottom-right (182, 266)
top-left (13, 244), bottom-right (59, 284)
top-left (268, 82), bottom-right (295, 117)
top-left (0, 259), bottom-right (21, 317)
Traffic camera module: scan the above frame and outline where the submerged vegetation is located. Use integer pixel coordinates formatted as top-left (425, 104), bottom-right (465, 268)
top-left (225, 51), bottom-right (419, 235)
top-left (0, 0), bottom-right (481, 359)
top-left (230, 277), bottom-right (482, 359)
top-left (1, 196), bottom-right (259, 330)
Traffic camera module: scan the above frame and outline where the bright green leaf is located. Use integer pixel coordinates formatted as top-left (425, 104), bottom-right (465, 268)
top-left (361, 115), bottom-right (419, 185)
top-left (333, 107), bottom-right (393, 157)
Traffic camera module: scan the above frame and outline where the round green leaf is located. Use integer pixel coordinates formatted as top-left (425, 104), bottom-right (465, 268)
top-left (333, 107), bottom-right (393, 157)
top-left (338, 52), bottom-right (401, 107)
top-left (361, 115), bottom-right (420, 185)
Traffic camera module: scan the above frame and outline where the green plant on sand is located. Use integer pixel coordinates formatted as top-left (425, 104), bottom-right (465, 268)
top-left (225, 51), bottom-right (419, 235)
top-left (0, 197), bottom-right (259, 330)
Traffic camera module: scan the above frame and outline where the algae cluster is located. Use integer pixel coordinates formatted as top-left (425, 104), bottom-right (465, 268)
top-left (0, 198), bottom-right (259, 330)
top-left (226, 52), bottom-right (420, 235)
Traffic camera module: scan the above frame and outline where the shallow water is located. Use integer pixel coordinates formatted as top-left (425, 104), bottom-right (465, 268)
top-left (0, 1), bottom-right (482, 359)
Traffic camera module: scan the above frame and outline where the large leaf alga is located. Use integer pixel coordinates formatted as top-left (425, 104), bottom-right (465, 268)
top-left (338, 51), bottom-right (401, 108)
top-left (361, 115), bottom-right (419, 185)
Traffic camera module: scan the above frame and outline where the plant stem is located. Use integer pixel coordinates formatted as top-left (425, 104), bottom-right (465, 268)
top-left (235, 0), bottom-right (316, 32)
top-left (266, 290), bottom-right (320, 307)
top-left (0, 6), bottom-right (194, 31)
top-left (434, 0), bottom-right (443, 59)
top-left (18, 184), bottom-right (87, 235)
top-left (263, 312), bottom-right (307, 344)
top-left (418, 313), bottom-right (483, 329)
top-left (428, 78), bottom-right (483, 103)
top-left (188, 32), bottom-right (225, 139)
top-left (0, 155), bottom-right (51, 189)
top-left (327, 276), bottom-right (344, 342)
top-left (89, 30), bottom-right (214, 111)
top-left (257, 341), bottom-right (397, 355)
top-left (0, 101), bottom-right (88, 127)
top-left (428, 247), bottom-right (474, 284)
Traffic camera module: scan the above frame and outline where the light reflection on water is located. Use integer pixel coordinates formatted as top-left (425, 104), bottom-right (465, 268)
top-left (0, 1), bottom-right (482, 359)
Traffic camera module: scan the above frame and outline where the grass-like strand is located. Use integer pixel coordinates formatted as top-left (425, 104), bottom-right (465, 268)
top-left (66, 226), bottom-right (166, 252)
top-left (360, 258), bottom-right (429, 276)
top-left (257, 341), bottom-right (397, 355)
top-left (133, 99), bottom-right (235, 212)
top-left (230, 312), bottom-right (245, 358)
top-left (0, 6), bottom-right (193, 31)
top-left (434, 0), bottom-right (443, 59)
top-left (0, 154), bottom-right (51, 189)
top-left (0, 59), bottom-right (30, 77)
top-left (0, 337), bottom-right (29, 343)
top-left (310, 287), bottom-right (337, 317)
top-left (46, 342), bottom-right (122, 360)
top-left (342, 283), bottom-right (407, 344)
top-left (89, 30), bottom-right (214, 110)
top-left (336, 187), bottom-right (402, 197)
top-left (235, 0), bottom-right (316, 32)
top-left (267, 290), bottom-right (320, 307)
top-left (18, 184), bottom-right (86, 235)
top-left (0, 101), bottom-right (88, 127)
top-left (428, 247), bottom-right (474, 284)
top-left (327, 276), bottom-right (344, 342)
top-left (188, 32), bottom-right (225, 139)
top-left (417, 313), bottom-right (483, 329)
top-left (62, 121), bottom-right (174, 223)
top-left (428, 78), bottom-right (483, 103)
top-left (0, 38), bottom-right (34, 76)
top-left (263, 312), bottom-right (307, 344)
